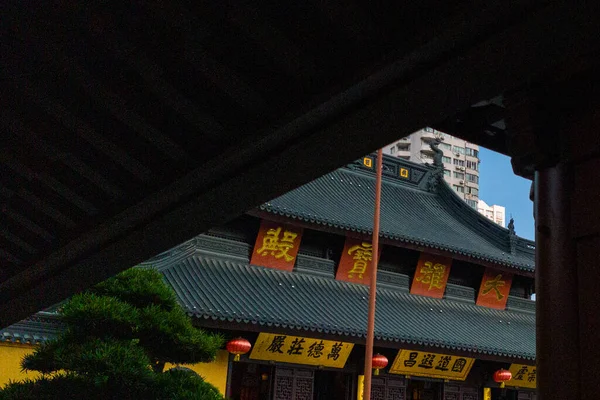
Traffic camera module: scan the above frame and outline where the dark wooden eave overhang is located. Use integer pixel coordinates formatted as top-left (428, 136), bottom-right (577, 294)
top-left (1, 2), bottom-right (599, 327)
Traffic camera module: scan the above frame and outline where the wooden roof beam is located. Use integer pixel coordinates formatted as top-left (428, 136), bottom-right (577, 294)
top-left (0, 229), bottom-right (36, 256)
top-left (0, 183), bottom-right (76, 230)
top-left (19, 23), bottom-right (191, 164)
top-left (433, 104), bottom-right (509, 154)
top-left (1, 110), bottom-right (124, 201)
top-left (0, 151), bottom-right (98, 215)
top-left (226, 4), bottom-right (319, 83)
top-left (71, 9), bottom-right (227, 138)
top-left (7, 75), bottom-right (153, 183)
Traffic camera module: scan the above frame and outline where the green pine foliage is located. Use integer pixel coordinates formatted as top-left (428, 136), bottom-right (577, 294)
top-left (0, 268), bottom-right (226, 400)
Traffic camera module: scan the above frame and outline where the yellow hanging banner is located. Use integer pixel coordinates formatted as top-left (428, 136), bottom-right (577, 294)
top-left (505, 364), bottom-right (536, 389)
top-left (389, 350), bottom-right (474, 381)
top-left (249, 332), bottom-right (354, 368)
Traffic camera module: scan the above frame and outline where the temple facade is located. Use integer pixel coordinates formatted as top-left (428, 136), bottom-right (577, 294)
top-left (0, 155), bottom-right (536, 400)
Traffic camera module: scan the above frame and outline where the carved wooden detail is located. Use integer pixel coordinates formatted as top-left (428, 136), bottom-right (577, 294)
top-left (274, 367), bottom-right (314, 400)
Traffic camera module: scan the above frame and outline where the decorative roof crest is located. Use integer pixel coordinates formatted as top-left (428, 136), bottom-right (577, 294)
top-left (427, 139), bottom-right (445, 192)
top-left (508, 217), bottom-right (517, 255)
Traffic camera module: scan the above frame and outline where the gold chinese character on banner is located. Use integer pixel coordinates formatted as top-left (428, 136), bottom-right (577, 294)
top-left (347, 242), bottom-right (373, 279)
top-left (410, 254), bottom-right (452, 298)
top-left (476, 268), bottom-right (513, 309)
top-left (256, 227), bottom-right (298, 262)
top-left (481, 274), bottom-right (506, 300)
top-left (415, 262), bottom-right (447, 290)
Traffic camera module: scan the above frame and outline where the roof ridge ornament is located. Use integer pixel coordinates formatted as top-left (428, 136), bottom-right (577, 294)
top-left (508, 217), bottom-right (517, 255)
top-left (427, 139), bottom-right (445, 192)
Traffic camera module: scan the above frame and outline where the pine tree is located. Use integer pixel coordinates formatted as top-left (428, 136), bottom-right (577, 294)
top-left (0, 268), bottom-right (225, 400)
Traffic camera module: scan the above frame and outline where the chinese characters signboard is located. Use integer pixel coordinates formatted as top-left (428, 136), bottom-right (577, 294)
top-left (251, 220), bottom-right (303, 271)
top-left (505, 364), bottom-right (536, 389)
top-left (335, 237), bottom-right (379, 285)
top-left (249, 333), bottom-right (354, 368)
top-left (410, 253), bottom-right (452, 298)
top-left (476, 268), bottom-right (513, 309)
top-left (389, 350), bottom-right (474, 380)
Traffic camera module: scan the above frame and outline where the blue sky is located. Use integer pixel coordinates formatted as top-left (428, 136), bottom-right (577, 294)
top-left (478, 148), bottom-right (535, 241)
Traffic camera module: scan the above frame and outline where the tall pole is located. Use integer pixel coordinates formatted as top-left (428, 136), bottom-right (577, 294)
top-left (363, 149), bottom-right (383, 400)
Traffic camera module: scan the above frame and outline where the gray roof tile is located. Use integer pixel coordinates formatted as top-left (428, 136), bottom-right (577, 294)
top-left (0, 312), bottom-right (63, 344)
top-left (259, 156), bottom-right (535, 271)
top-left (161, 255), bottom-right (535, 360)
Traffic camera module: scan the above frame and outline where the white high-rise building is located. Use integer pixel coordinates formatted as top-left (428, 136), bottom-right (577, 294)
top-left (383, 128), bottom-right (480, 208)
top-left (477, 200), bottom-right (506, 227)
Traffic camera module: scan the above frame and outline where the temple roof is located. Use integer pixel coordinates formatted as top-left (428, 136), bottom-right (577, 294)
top-left (0, 312), bottom-right (63, 344)
top-left (258, 155), bottom-right (535, 271)
top-left (159, 254), bottom-right (536, 361)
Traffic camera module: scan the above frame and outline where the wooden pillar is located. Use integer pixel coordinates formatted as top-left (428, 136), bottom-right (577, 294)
top-left (507, 73), bottom-right (600, 399)
top-left (569, 106), bottom-right (600, 399)
top-left (535, 164), bottom-right (579, 399)
top-left (527, 84), bottom-right (600, 399)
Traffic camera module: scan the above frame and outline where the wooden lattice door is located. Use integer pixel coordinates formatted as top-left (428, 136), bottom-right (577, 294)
top-left (518, 391), bottom-right (537, 400)
top-left (443, 383), bottom-right (479, 400)
top-left (273, 367), bottom-right (314, 400)
top-left (371, 376), bottom-right (406, 400)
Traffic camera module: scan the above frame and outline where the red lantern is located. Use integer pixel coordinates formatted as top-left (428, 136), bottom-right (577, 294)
top-left (372, 354), bottom-right (389, 376)
top-left (226, 337), bottom-right (252, 362)
top-left (493, 369), bottom-right (512, 388)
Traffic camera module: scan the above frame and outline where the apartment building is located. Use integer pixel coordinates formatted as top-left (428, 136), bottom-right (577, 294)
top-left (384, 128), bottom-right (480, 208)
top-left (477, 200), bottom-right (506, 227)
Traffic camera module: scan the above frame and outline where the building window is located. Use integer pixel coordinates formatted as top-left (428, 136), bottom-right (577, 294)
top-left (466, 173), bottom-right (479, 183)
top-left (453, 172), bottom-right (464, 179)
top-left (453, 146), bottom-right (465, 155)
top-left (424, 127), bottom-right (434, 133)
top-left (444, 169), bottom-right (450, 176)
top-left (390, 147), bottom-right (396, 154)
top-left (453, 185), bottom-right (465, 193)
top-left (465, 147), bottom-right (479, 157)
top-left (466, 160), bottom-right (478, 170)
top-left (466, 199), bottom-right (478, 208)
top-left (442, 156), bottom-right (451, 164)
top-left (467, 187), bottom-right (479, 196)
top-left (440, 143), bottom-right (451, 150)
top-left (486, 210), bottom-right (494, 218)
top-left (453, 159), bottom-right (465, 166)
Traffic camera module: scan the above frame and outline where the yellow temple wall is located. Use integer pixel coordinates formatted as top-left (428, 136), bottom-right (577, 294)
top-left (0, 343), bottom-right (39, 387)
top-left (166, 349), bottom-right (229, 394)
top-left (0, 343), bottom-right (229, 395)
